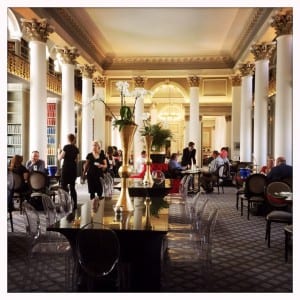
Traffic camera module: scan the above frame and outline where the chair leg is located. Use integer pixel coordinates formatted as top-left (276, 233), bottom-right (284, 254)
top-left (285, 230), bottom-right (289, 262)
top-left (247, 200), bottom-right (250, 220)
top-left (236, 194), bottom-right (239, 210)
top-left (241, 197), bottom-right (244, 216)
top-left (265, 220), bottom-right (271, 248)
top-left (9, 211), bottom-right (14, 232)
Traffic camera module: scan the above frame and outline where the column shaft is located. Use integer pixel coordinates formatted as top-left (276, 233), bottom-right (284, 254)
top-left (61, 63), bottom-right (75, 145)
top-left (189, 87), bottom-right (201, 165)
top-left (240, 75), bottom-right (253, 162)
top-left (253, 59), bottom-right (269, 168)
top-left (81, 78), bottom-right (93, 159)
top-left (29, 41), bottom-right (47, 160)
top-left (274, 35), bottom-right (293, 164)
top-left (231, 86), bottom-right (241, 160)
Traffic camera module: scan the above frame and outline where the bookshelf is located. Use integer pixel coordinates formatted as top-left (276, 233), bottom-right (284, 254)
top-left (47, 100), bottom-right (57, 166)
top-left (7, 84), bottom-right (29, 163)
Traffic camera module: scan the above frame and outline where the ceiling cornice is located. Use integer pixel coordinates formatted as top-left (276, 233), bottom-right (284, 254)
top-left (231, 8), bottom-right (274, 62)
top-left (30, 7), bottom-right (275, 73)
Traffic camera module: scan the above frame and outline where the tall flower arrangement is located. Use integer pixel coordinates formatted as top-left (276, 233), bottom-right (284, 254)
top-left (90, 80), bottom-right (148, 131)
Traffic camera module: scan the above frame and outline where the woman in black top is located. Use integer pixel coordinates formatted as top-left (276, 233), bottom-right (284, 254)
top-left (58, 133), bottom-right (80, 209)
top-left (83, 140), bottom-right (107, 200)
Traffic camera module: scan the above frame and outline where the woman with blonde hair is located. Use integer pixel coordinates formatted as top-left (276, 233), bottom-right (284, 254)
top-left (83, 140), bottom-right (107, 200)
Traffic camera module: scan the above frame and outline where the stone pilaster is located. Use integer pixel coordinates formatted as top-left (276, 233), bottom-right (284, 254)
top-left (187, 76), bottom-right (200, 87)
top-left (133, 76), bottom-right (146, 88)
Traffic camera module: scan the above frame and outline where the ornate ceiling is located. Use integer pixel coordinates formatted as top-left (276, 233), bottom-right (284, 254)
top-left (10, 6), bottom-right (279, 78)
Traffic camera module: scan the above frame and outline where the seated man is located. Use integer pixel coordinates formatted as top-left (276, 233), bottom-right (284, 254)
top-left (26, 150), bottom-right (46, 173)
top-left (168, 153), bottom-right (186, 178)
top-left (266, 156), bottom-right (292, 183)
top-left (200, 150), bottom-right (224, 193)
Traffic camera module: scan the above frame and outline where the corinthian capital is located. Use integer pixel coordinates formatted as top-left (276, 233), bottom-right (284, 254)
top-left (133, 76), bottom-right (146, 88)
top-left (188, 76), bottom-right (200, 87)
top-left (231, 75), bottom-right (241, 87)
top-left (56, 46), bottom-right (79, 65)
top-left (93, 76), bottom-right (106, 88)
top-left (79, 64), bottom-right (96, 79)
top-left (271, 10), bottom-right (293, 36)
top-left (251, 42), bottom-right (276, 61)
top-left (21, 18), bottom-right (54, 42)
top-left (239, 63), bottom-right (255, 77)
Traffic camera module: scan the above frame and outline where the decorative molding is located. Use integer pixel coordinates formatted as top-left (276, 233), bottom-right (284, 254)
top-left (231, 75), bottom-right (241, 87)
top-left (104, 55), bottom-right (234, 70)
top-left (133, 76), bottom-right (145, 88)
top-left (187, 76), bottom-right (200, 87)
top-left (239, 62), bottom-right (255, 77)
top-left (79, 64), bottom-right (96, 79)
top-left (21, 18), bottom-right (54, 42)
top-left (93, 76), bottom-right (106, 88)
top-left (251, 42), bottom-right (276, 61)
top-left (56, 46), bottom-right (79, 65)
top-left (231, 8), bottom-right (274, 61)
top-left (271, 10), bottom-right (293, 36)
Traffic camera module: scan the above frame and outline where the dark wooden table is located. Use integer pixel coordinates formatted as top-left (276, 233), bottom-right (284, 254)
top-left (47, 198), bottom-right (169, 292)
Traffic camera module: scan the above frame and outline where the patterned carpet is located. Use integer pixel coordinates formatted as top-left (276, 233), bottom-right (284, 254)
top-left (7, 185), bottom-right (293, 293)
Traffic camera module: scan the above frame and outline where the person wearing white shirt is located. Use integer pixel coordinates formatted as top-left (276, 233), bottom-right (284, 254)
top-left (201, 150), bottom-right (223, 193)
top-left (136, 150), bottom-right (147, 174)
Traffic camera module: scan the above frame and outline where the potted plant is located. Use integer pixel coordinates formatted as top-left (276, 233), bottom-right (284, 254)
top-left (140, 114), bottom-right (173, 163)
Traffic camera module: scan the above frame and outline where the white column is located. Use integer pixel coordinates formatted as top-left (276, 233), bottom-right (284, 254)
top-left (56, 47), bottom-right (79, 146)
top-left (231, 76), bottom-right (241, 161)
top-left (254, 60), bottom-right (268, 168)
top-left (150, 103), bottom-right (158, 124)
top-left (61, 64), bottom-right (75, 144)
top-left (29, 41), bottom-right (47, 159)
top-left (239, 63), bottom-right (255, 162)
top-left (80, 64), bottom-right (96, 159)
top-left (271, 10), bottom-right (293, 165)
top-left (225, 116), bottom-right (232, 156)
top-left (251, 43), bottom-right (275, 169)
top-left (134, 91), bottom-right (144, 169)
top-left (214, 116), bottom-right (226, 151)
top-left (274, 35), bottom-right (293, 164)
top-left (21, 18), bottom-right (53, 161)
top-left (93, 76), bottom-right (106, 150)
top-left (188, 76), bottom-right (201, 165)
top-left (133, 77), bottom-right (146, 169)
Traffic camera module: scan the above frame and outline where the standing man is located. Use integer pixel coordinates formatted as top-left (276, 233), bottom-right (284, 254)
top-left (26, 150), bottom-right (46, 173)
top-left (181, 141), bottom-right (196, 168)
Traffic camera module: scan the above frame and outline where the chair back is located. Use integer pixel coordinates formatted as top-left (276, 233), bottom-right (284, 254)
top-left (57, 188), bottom-right (73, 214)
top-left (201, 208), bottom-right (218, 244)
top-left (22, 201), bottom-right (41, 240)
top-left (179, 174), bottom-right (193, 198)
top-left (245, 173), bottom-right (267, 196)
top-left (76, 222), bottom-right (120, 279)
top-left (265, 181), bottom-right (291, 209)
top-left (40, 193), bottom-right (58, 226)
top-left (12, 172), bottom-right (23, 191)
top-left (28, 171), bottom-right (48, 192)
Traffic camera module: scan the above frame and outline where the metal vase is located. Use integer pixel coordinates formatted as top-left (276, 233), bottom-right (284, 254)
top-left (143, 135), bottom-right (154, 186)
top-left (116, 124), bottom-right (137, 212)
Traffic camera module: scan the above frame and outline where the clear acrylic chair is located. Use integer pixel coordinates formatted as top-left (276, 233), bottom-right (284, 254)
top-left (193, 208), bottom-right (219, 265)
top-left (75, 222), bottom-right (120, 292)
top-left (22, 201), bottom-right (73, 291)
top-left (56, 188), bottom-right (74, 217)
